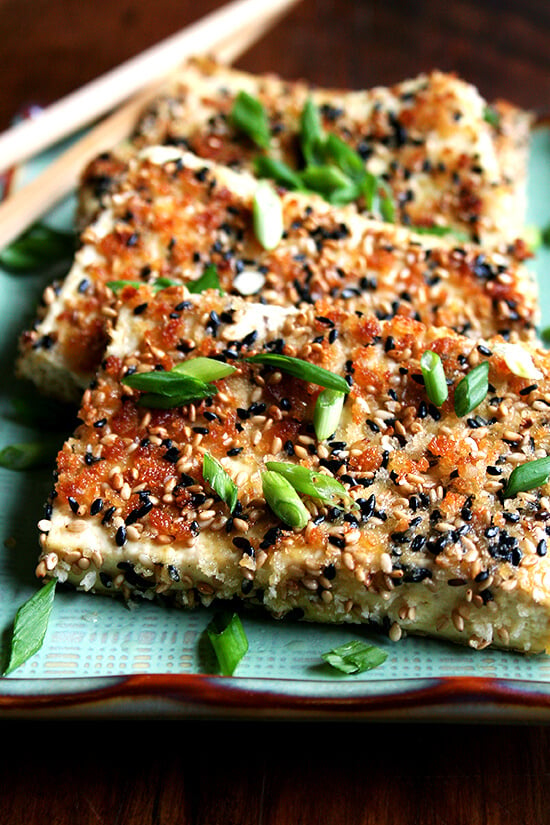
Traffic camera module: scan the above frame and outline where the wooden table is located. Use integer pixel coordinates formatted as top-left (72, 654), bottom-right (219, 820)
top-left (0, 1), bottom-right (549, 822)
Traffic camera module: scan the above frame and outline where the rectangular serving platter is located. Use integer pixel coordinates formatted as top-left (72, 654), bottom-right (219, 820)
top-left (1, 125), bottom-right (550, 721)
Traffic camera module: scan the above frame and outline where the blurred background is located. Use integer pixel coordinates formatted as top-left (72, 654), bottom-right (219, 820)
top-left (1, 0), bottom-right (549, 130)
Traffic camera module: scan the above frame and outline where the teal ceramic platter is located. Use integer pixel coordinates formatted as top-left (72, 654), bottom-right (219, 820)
top-left (1, 127), bottom-right (550, 721)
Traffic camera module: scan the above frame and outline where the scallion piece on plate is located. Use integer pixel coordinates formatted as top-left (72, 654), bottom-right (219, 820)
top-left (321, 640), bottom-right (388, 675)
top-left (206, 611), bottom-right (249, 676)
top-left (420, 350), bottom-right (448, 407)
top-left (203, 452), bottom-right (238, 513)
top-left (299, 97), bottom-right (326, 166)
top-left (262, 470), bottom-right (310, 530)
top-left (230, 90), bottom-right (271, 149)
top-left (244, 353), bottom-right (350, 394)
top-left (107, 277), bottom-right (179, 294)
top-left (0, 222), bottom-right (74, 273)
top-left (313, 388), bottom-right (346, 441)
top-left (0, 438), bottom-right (61, 471)
top-left (121, 365), bottom-right (218, 407)
top-left (186, 264), bottom-right (223, 295)
top-left (254, 154), bottom-right (303, 191)
top-left (265, 461), bottom-right (354, 508)
top-left (3, 579), bottom-right (56, 676)
top-left (503, 456), bottom-right (550, 498)
top-left (453, 361), bottom-right (490, 417)
top-left (253, 181), bottom-right (284, 250)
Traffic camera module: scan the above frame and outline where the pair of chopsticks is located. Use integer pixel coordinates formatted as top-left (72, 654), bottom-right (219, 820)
top-left (0, 0), bottom-right (302, 252)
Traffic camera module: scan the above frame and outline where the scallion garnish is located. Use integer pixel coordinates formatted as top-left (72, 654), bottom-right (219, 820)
top-left (107, 277), bottom-right (179, 294)
top-left (453, 361), bottom-right (489, 417)
top-left (2, 579), bottom-right (56, 676)
top-left (300, 164), bottom-right (355, 202)
top-left (299, 96), bottom-right (326, 166)
top-left (121, 359), bottom-right (222, 407)
top-left (483, 105), bottom-right (501, 129)
top-left (0, 438), bottom-right (61, 471)
top-left (420, 350), bottom-right (448, 407)
top-left (265, 461), bottom-right (354, 508)
top-left (252, 181), bottom-right (284, 250)
top-left (172, 357), bottom-right (236, 382)
top-left (503, 456), bottom-right (550, 498)
top-left (313, 388), bottom-right (346, 440)
top-left (254, 154), bottom-right (303, 190)
top-left (206, 611), bottom-right (248, 676)
top-left (0, 222), bottom-right (74, 273)
top-left (203, 452), bottom-right (238, 513)
top-left (186, 264), bottom-right (223, 295)
top-left (321, 640), bottom-right (388, 674)
top-left (262, 469), bottom-right (310, 530)
top-left (230, 90), bottom-right (271, 149)
top-left (244, 353), bottom-right (350, 394)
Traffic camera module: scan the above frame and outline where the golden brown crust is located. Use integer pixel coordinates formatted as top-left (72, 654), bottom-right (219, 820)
top-left (18, 151), bottom-right (538, 403)
top-left (37, 288), bottom-right (550, 653)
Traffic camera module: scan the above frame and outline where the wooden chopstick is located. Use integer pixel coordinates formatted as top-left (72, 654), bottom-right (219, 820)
top-left (0, 0), bottom-right (301, 252)
top-left (0, 0), bottom-right (301, 176)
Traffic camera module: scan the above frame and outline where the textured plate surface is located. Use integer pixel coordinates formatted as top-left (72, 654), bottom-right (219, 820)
top-left (1, 127), bottom-right (550, 720)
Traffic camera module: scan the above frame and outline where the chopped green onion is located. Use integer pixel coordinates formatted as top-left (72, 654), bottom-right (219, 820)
top-left (203, 452), bottom-right (238, 513)
top-left (321, 640), bottom-right (388, 675)
top-left (107, 277), bottom-right (179, 294)
top-left (299, 97), bottom-right (326, 166)
top-left (300, 164), bottom-right (355, 200)
top-left (492, 342), bottom-right (542, 380)
top-left (313, 388), bottom-right (346, 440)
top-left (172, 357), bottom-right (236, 382)
top-left (265, 461), bottom-right (354, 508)
top-left (378, 180), bottom-right (395, 223)
top-left (186, 264), bottom-right (223, 295)
top-left (540, 326), bottom-right (550, 347)
top-left (262, 470), bottom-right (310, 529)
top-left (230, 90), bottom-right (271, 149)
top-left (252, 181), bottom-right (284, 250)
top-left (541, 224), bottom-right (550, 248)
top-left (206, 611), bottom-right (248, 676)
top-left (244, 353), bottom-right (350, 394)
top-left (503, 456), bottom-right (550, 498)
top-left (121, 365), bottom-right (217, 407)
top-left (3, 579), bottom-right (56, 676)
top-left (453, 361), bottom-right (490, 417)
top-left (0, 438), bottom-right (61, 471)
top-left (323, 132), bottom-right (366, 182)
top-left (254, 155), bottom-right (303, 190)
top-left (410, 225), bottom-right (469, 242)
top-left (483, 105), bottom-right (501, 129)
top-left (522, 225), bottom-right (542, 251)
top-left (420, 350), bottom-right (448, 407)
top-left (0, 222), bottom-right (74, 273)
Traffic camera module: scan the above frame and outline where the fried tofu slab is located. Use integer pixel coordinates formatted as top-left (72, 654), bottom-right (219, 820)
top-left (37, 287), bottom-right (550, 653)
top-left (18, 149), bottom-right (538, 403)
top-left (126, 57), bottom-right (531, 245)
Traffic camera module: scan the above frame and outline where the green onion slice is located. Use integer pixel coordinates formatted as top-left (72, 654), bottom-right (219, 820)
top-left (300, 97), bottom-right (326, 166)
top-left (121, 363), bottom-right (219, 407)
top-left (107, 277), bottom-right (179, 294)
top-left (254, 155), bottom-right (303, 190)
top-left (321, 640), bottom-right (388, 675)
top-left (313, 388), bottom-right (346, 441)
top-left (265, 461), bottom-right (354, 508)
top-left (503, 456), bottom-right (550, 498)
top-left (0, 438), bottom-right (62, 471)
top-left (420, 350), bottom-right (448, 407)
top-left (206, 611), bottom-right (249, 676)
top-left (453, 361), bottom-right (490, 417)
top-left (230, 90), bottom-right (271, 149)
top-left (172, 357), bottom-right (236, 382)
top-left (0, 222), bottom-right (74, 273)
top-left (3, 579), bottom-right (56, 676)
top-left (203, 451), bottom-right (238, 513)
top-left (262, 470), bottom-right (310, 529)
top-left (186, 264), bottom-right (223, 295)
top-left (253, 181), bottom-right (284, 250)
top-left (483, 105), bottom-right (501, 129)
top-left (323, 133), bottom-right (366, 182)
top-left (244, 353), bottom-right (350, 394)
top-left (300, 164), bottom-right (355, 200)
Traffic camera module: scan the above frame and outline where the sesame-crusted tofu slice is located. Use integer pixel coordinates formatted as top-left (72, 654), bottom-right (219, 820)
top-left (37, 287), bottom-right (550, 654)
top-left (18, 149), bottom-right (538, 403)
top-left (124, 56), bottom-right (532, 245)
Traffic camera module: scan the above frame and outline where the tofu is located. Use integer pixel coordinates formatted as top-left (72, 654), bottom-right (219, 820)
top-left (17, 148), bottom-right (538, 403)
top-left (37, 286), bottom-right (550, 654)
top-left (123, 56), bottom-right (532, 246)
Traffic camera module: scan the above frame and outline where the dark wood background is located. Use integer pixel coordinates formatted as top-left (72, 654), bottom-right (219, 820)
top-left (1, 1), bottom-right (550, 822)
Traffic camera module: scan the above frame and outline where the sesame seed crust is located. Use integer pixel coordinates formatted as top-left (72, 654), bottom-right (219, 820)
top-left (128, 56), bottom-right (531, 246)
top-left (37, 287), bottom-right (550, 654)
top-left (18, 148), bottom-right (537, 404)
